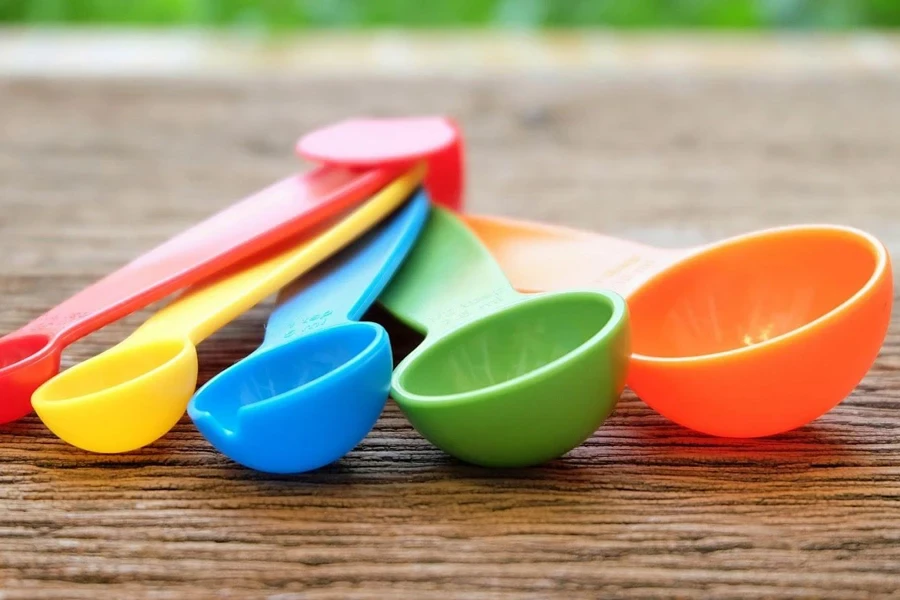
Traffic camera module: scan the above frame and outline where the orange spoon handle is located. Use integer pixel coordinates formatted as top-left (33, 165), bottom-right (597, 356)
top-left (463, 214), bottom-right (682, 297)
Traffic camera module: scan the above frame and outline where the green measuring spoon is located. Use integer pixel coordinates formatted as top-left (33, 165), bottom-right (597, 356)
top-left (379, 207), bottom-right (631, 467)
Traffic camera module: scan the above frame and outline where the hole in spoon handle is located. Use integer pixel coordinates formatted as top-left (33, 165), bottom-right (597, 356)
top-left (379, 207), bottom-right (519, 337)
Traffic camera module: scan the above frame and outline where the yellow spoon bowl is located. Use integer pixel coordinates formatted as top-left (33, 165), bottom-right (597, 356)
top-left (31, 164), bottom-right (425, 453)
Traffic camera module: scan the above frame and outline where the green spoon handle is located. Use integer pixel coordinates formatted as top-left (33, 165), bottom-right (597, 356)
top-left (379, 206), bottom-right (519, 337)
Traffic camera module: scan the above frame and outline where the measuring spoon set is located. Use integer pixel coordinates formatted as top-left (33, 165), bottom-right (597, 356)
top-left (0, 116), bottom-right (892, 473)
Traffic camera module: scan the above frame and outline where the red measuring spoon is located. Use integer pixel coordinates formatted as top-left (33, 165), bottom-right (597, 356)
top-left (297, 116), bottom-right (464, 211)
top-left (0, 117), bottom-right (463, 424)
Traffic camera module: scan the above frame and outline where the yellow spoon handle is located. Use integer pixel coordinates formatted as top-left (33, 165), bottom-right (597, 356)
top-left (125, 163), bottom-right (425, 346)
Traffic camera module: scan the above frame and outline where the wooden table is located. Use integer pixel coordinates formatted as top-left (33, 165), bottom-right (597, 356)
top-left (1, 33), bottom-right (899, 599)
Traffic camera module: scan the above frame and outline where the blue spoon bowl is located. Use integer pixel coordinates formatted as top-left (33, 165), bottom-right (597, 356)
top-left (189, 322), bottom-right (390, 473)
top-left (187, 188), bottom-right (430, 473)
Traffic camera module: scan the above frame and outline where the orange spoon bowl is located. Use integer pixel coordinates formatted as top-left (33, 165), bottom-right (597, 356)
top-left (465, 216), bottom-right (893, 438)
top-left (626, 225), bottom-right (892, 438)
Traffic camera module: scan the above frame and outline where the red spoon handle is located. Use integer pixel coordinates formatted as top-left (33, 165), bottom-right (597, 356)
top-left (14, 165), bottom-right (397, 345)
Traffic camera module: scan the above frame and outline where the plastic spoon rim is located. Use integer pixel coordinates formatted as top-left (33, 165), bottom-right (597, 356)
top-left (392, 289), bottom-right (629, 407)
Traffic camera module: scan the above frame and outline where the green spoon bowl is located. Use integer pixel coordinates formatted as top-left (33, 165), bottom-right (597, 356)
top-left (379, 205), bottom-right (632, 468)
top-left (392, 289), bottom-right (629, 467)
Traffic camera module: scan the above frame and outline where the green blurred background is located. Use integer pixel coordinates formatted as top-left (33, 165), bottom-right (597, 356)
top-left (1, 0), bottom-right (899, 30)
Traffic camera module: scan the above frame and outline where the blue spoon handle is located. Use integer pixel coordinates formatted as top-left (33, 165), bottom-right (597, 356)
top-left (260, 189), bottom-right (430, 348)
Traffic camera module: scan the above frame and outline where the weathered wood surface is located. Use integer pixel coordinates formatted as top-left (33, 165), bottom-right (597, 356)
top-left (1, 69), bottom-right (899, 599)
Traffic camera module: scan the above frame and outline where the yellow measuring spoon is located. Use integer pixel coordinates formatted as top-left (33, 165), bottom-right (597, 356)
top-left (31, 164), bottom-right (425, 454)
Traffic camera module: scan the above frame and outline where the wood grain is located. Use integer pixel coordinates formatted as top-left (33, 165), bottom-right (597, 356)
top-left (0, 71), bottom-right (899, 599)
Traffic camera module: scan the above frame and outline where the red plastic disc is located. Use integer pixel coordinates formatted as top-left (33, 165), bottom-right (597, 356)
top-left (297, 117), bottom-right (464, 211)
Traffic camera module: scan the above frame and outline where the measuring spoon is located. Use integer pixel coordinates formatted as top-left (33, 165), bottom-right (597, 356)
top-left (377, 207), bottom-right (630, 468)
top-left (463, 214), bottom-right (893, 438)
top-left (298, 116), bottom-right (463, 212)
top-left (188, 189), bottom-right (430, 474)
top-left (30, 166), bottom-right (424, 453)
top-left (0, 117), bottom-right (459, 424)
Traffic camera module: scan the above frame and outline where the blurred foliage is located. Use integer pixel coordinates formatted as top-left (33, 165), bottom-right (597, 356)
top-left (0, 0), bottom-right (899, 30)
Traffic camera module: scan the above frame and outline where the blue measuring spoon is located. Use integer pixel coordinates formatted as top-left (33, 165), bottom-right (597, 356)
top-left (187, 189), bottom-right (431, 473)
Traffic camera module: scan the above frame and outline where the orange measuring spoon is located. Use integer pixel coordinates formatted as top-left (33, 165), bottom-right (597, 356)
top-left (464, 215), bottom-right (893, 438)
top-left (0, 117), bottom-right (461, 424)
